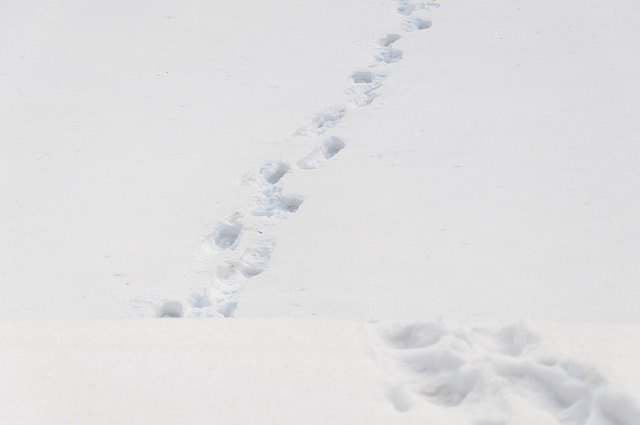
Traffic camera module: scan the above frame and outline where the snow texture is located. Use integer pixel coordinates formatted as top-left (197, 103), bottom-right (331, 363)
top-left (376, 321), bottom-right (640, 424)
top-left (1, 0), bottom-right (640, 423)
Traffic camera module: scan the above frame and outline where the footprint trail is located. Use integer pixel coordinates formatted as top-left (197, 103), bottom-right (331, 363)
top-left (153, 4), bottom-right (640, 424)
top-left (158, 0), bottom-right (435, 317)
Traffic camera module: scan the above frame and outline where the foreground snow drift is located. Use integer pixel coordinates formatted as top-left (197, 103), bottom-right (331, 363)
top-left (0, 319), bottom-right (638, 425)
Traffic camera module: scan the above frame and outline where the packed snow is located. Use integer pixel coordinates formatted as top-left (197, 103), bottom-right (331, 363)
top-left (1, 0), bottom-right (639, 423)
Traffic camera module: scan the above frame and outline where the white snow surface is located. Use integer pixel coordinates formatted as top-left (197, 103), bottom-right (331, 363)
top-left (1, 0), bottom-right (640, 422)
top-left (1, 319), bottom-right (640, 425)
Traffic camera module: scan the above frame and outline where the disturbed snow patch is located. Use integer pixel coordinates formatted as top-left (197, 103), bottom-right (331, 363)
top-left (240, 236), bottom-right (277, 277)
top-left (346, 70), bottom-right (387, 107)
top-left (296, 106), bottom-right (347, 137)
top-left (401, 17), bottom-right (432, 32)
top-left (158, 300), bottom-right (184, 318)
top-left (394, 0), bottom-right (440, 15)
top-left (183, 159), bottom-right (299, 318)
top-left (374, 321), bottom-right (640, 424)
top-left (259, 160), bottom-right (291, 184)
top-left (297, 136), bottom-right (346, 170)
top-left (208, 220), bottom-right (243, 250)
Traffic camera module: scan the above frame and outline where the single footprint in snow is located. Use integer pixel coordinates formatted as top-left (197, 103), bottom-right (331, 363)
top-left (296, 106), bottom-right (346, 137)
top-left (394, 0), bottom-right (440, 15)
top-left (401, 17), bottom-right (432, 32)
top-left (189, 278), bottom-right (240, 318)
top-left (380, 33), bottom-right (402, 48)
top-left (240, 236), bottom-right (276, 277)
top-left (249, 185), bottom-right (303, 217)
top-left (259, 160), bottom-right (290, 185)
top-left (417, 0), bottom-right (440, 10)
top-left (158, 300), bottom-right (184, 318)
top-left (347, 70), bottom-right (387, 107)
top-left (208, 220), bottom-right (243, 250)
top-left (394, 0), bottom-right (415, 15)
top-left (351, 70), bottom-right (384, 84)
top-left (375, 46), bottom-right (403, 64)
top-left (297, 136), bottom-right (346, 170)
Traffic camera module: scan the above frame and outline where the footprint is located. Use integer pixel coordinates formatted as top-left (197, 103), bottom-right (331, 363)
top-left (352, 70), bottom-right (375, 84)
top-left (417, 0), bottom-right (440, 10)
top-left (249, 185), bottom-right (303, 217)
top-left (297, 136), bottom-right (346, 170)
top-left (296, 106), bottom-right (347, 137)
top-left (379, 33), bottom-right (402, 48)
top-left (322, 137), bottom-right (346, 159)
top-left (208, 220), bottom-right (243, 250)
top-left (347, 70), bottom-right (387, 107)
top-left (379, 321), bottom-right (446, 349)
top-left (189, 279), bottom-right (240, 318)
top-left (158, 300), bottom-right (184, 318)
top-left (394, 0), bottom-right (439, 15)
top-left (216, 260), bottom-right (240, 280)
top-left (215, 298), bottom-right (238, 318)
top-left (401, 17), bottom-right (432, 32)
top-left (394, 0), bottom-right (415, 15)
top-left (348, 90), bottom-right (377, 107)
top-left (375, 46), bottom-right (403, 64)
top-left (240, 237), bottom-right (276, 277)
top-left (259, 160), bottom-right (291, 185)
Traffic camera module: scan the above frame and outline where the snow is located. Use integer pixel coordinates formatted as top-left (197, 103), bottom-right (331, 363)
top-left (376, 320), bottom-right (640, 424)
top-left (0, 319), bottom-right (639, 425)
top-left (1, 0), bottom-right (640, 422)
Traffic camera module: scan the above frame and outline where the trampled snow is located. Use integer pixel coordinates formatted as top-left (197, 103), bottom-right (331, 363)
top-left (1, 0), bottom-right (639, 423)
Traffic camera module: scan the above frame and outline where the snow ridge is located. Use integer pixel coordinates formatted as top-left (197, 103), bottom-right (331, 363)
top-left (375, 321), bottom-right (640, 425)
top-left (157, 0), bottom-right (434, 317)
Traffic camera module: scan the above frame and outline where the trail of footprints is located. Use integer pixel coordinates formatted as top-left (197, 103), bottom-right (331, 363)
top-left (158, 0), bottom-right (434, 318)
top-left (155, 3), bottom-right (640, 423)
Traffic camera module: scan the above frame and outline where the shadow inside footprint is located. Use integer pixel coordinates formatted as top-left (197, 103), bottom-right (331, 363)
top-left (240, 237), bottom-right (277, 277)
top-left (394, 0), bottom-right (415, 15)
top-left (322, 136), bottom-right (345, 159)
top-left (298, 136), bottom-right (345, 170)
top-left (259, 160), bottom-right (291, 185)
top-left (380, 33), bottom-right (402, 47)
top-left (158, 300), bottom-right (184, 318)
top-left (282, 195), bottom-right (303, 213)
top-left (250, 186), bottom-right (303, 217)
top-left (352, 70), bottom-right (375, 84)
top-left (209, 221), bottom-right (243, 250)
top-left (401, 17), bottom-right (432, 32)
top-left (296, 106), bottom-right (347, 137)
top-left (376, 47), bottom-right (403, 64)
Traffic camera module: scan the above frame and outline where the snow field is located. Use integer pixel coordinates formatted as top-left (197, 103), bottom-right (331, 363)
top-left (1, 0), bottom-right (640, 423)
